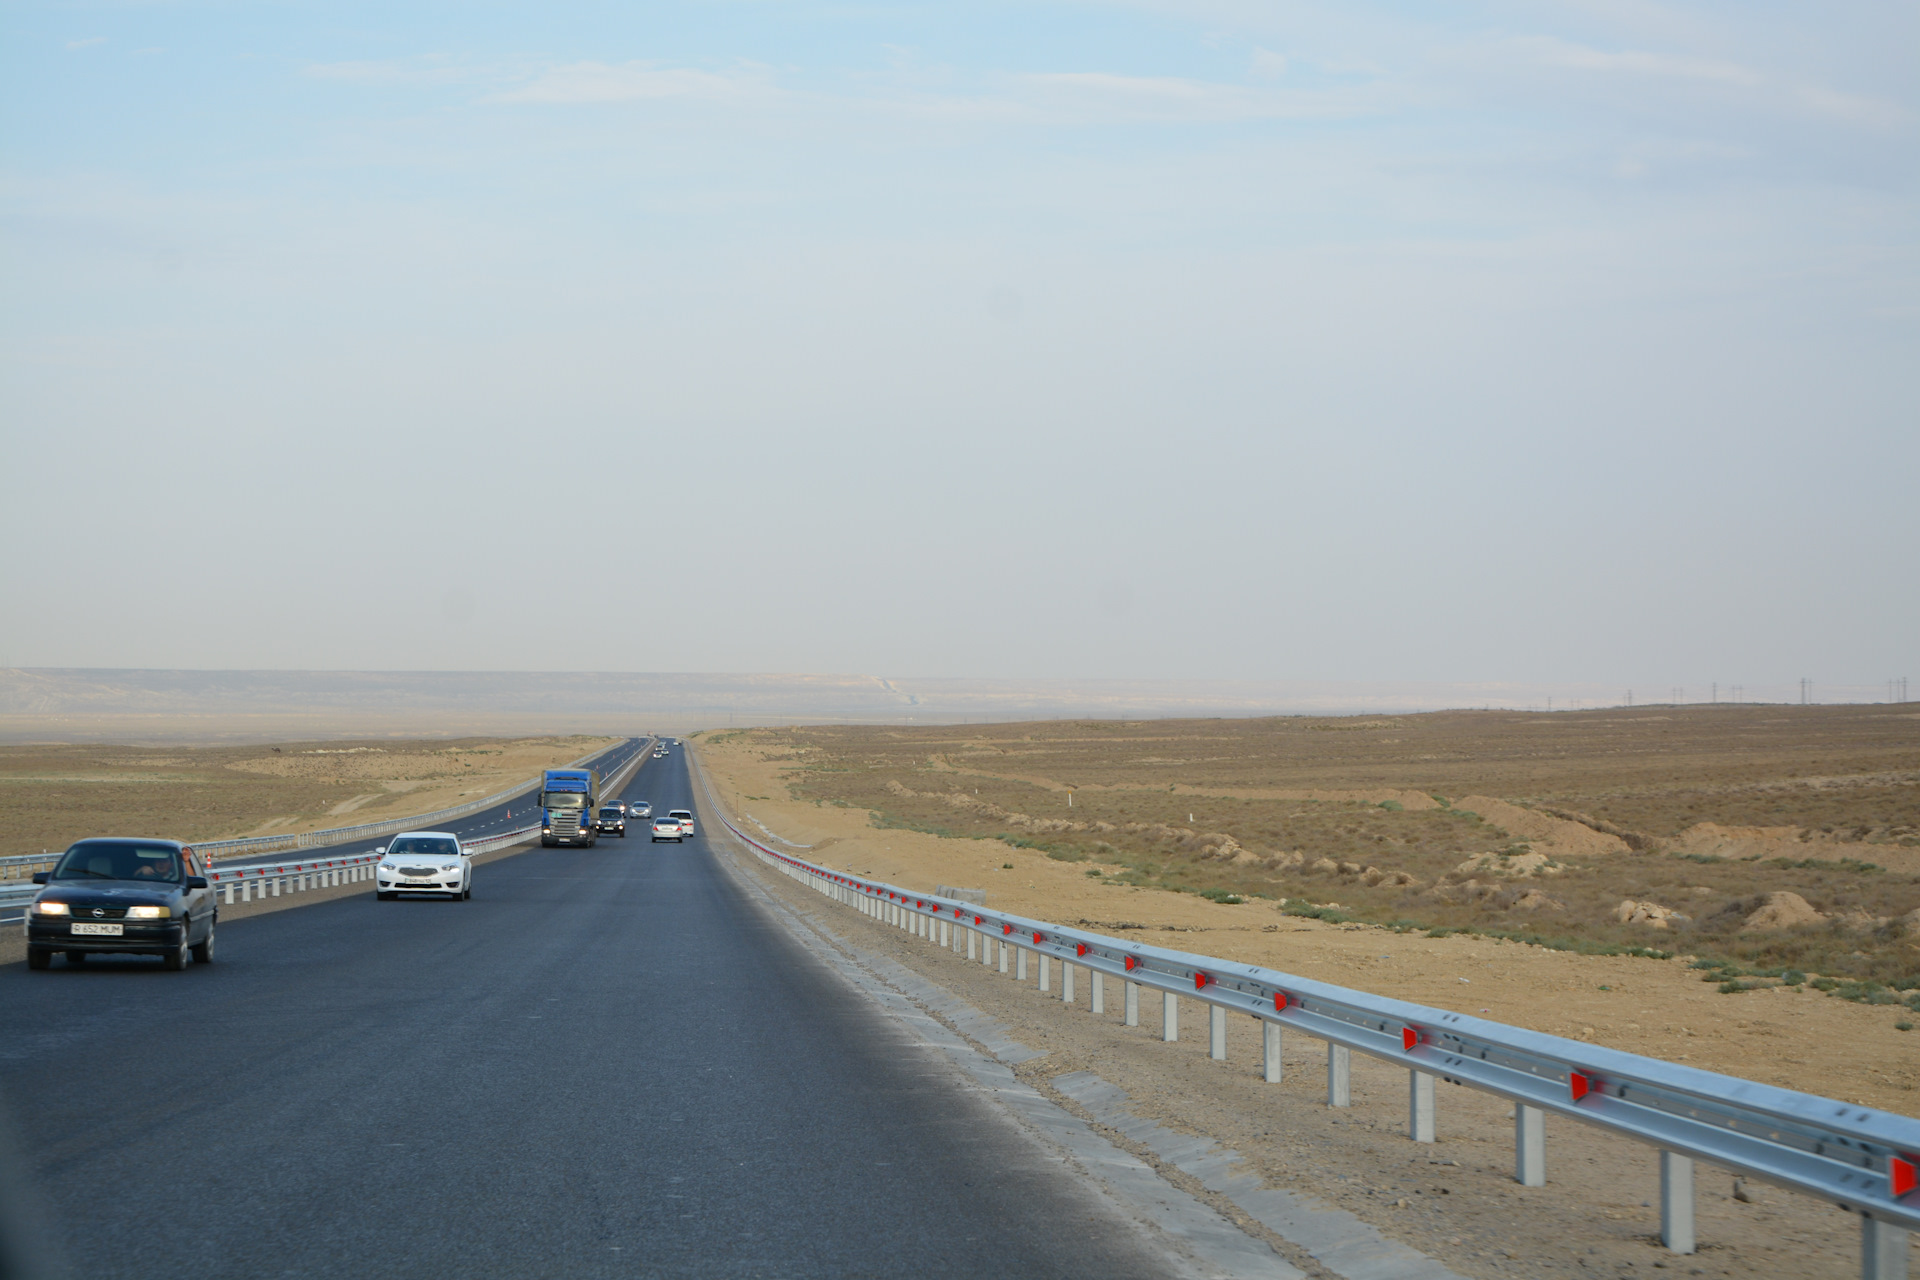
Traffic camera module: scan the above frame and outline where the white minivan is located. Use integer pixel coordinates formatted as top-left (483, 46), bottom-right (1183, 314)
top-left (375, 831), bottom-right (472, 900)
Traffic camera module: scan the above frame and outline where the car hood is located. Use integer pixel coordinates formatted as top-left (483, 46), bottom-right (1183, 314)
top-left (37, 883), bottom-right (180, 907)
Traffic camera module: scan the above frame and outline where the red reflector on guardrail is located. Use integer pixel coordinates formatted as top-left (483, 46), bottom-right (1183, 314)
top-left (1033, 931), bottom-right (1045, 944)
top-left (1194, 973), bottom-right (1210, 991)
top-left (1125, 955), bottom-right (1138, 971)
top-left (1274, 992), bottom-right (1289, 1011)
top-left (1076, 943), bottom-right (1088, 957)
top-left (975, 916), bottom-right (984, 925)
top-left (1402, 1027), bottom-right (1418, 1052)
top-left (1570, 1071), bottom-right (1593, 1102)
top-left (1893, 1156), bottom-right (1917, 1199)
top-left (1003, 924), bottom-right (1013, 935)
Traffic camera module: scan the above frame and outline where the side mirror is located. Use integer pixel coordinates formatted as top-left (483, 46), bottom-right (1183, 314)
top-left (32, 872), bottom-right (48, 885)
top-left (373, 846), bottom-right (386, 857)
top-left (186, 876), bottom-right (209, 889)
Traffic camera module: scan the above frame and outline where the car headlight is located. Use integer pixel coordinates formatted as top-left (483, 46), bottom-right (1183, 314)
top-left (379, 863), bottom-right (396, 872)
top-left (126, 905), bottom-right (168, 919)
top-left (31, 901), bottom-right (69, 916)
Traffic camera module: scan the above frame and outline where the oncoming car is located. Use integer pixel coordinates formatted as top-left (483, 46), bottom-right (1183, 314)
top-left (594, 806), bottom-right (627, 837)
top-left (650, 815), bottom-right (685, 842)
top-left (26, 838), bottom-right (216, 971)
top-left (630, 801), bottom-right (653, 819)
top-left (375, 832), bottom-right (472, 900)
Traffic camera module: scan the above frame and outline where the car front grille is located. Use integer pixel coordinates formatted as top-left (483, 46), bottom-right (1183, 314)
top-left (398, 866), bottom-right (439, 877)
top-left (71, 907), bottom-right (128, 919)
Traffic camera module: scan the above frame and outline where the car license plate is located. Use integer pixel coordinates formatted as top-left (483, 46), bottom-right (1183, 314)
top-left (71, 922), bottom-right (123, 936)
top-left (402, 878), bottom-right (437, 885)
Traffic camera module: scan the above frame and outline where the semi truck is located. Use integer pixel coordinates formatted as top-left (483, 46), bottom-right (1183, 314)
top-left (539, 767), bottom-right (599, 847)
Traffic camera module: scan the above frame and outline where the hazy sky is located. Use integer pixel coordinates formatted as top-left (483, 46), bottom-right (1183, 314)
top-left (3, 1), bottom-right (1914, 691)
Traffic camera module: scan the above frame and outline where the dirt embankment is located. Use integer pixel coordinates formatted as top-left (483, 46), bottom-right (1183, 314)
top-left (695, 734), bottom-right (1920, 1119)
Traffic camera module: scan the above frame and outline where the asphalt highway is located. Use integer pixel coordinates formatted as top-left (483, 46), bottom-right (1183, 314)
top-left (0, 748), bottom-right (1195, 1279)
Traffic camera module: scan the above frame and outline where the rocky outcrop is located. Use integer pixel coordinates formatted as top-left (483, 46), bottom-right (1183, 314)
top-left (1615, 899), bottom-right (1690, 929)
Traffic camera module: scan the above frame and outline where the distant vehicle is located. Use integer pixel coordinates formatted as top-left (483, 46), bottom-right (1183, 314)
top-left (26, 839), bottom-right (216, 971)
top-left (653, 748), bottom-right (668, 758)
top-left (540, 767), bottom-right (599, 847)
top-left (375, 832), bottom-right (472, 901)
top-left (630, 801), bottom-right (653, 818)
top-left (668, 808), bottom-right (695, 836)
top-left (594, 806), bottom-right (627, 837)
top-left (650, 816), bottom-right (685, 842)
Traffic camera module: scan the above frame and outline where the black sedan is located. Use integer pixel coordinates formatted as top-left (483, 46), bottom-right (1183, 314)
top-left (26, 839), bottom-right (217, 971)
top-left (593, 806), bottom-right (628, 837)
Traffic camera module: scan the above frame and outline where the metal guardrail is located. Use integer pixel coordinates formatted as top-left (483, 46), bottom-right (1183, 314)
top-left (5, 738), bottom-right (652, 921)
top-left (706, 800), bottom-right (1919, 1280)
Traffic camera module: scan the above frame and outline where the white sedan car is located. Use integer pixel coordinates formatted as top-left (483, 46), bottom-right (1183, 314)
top-left (650, 816), bottom-right (685, 842)
top-left (375, 831), bottom-right (472, 900)
top-left (669, 808), bottom-right (695, 836)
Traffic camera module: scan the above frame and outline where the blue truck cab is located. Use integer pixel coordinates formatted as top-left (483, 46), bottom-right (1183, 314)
top-left (539, 768), bottom-right (600, 847)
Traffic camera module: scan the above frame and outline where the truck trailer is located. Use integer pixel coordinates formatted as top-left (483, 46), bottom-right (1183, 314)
top-left (539, 767), bottom-right (599, 847)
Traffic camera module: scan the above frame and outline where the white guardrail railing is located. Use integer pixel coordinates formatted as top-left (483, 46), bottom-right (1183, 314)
top-left (709, 800), bottom-right (1919, 1280)
top-left (3, 738), bottom-right (653, 919)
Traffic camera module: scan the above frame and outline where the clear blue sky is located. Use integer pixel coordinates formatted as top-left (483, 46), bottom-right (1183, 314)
top-left (2, 1), bottom-right (1914, 692)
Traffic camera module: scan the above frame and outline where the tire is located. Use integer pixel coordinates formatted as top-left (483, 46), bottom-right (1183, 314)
top-left (462, 884), bottom-right (472, 900)
top-left (377, 891), bottom-right (395, 901)
top-left (191, 923), bottom-right (215, 965)
top-left (26, 949), bottom-right (51, 971)
top-left (66, 951), bottom-right (87, 965)
top-left (163, 929), bottom-right (188, 971)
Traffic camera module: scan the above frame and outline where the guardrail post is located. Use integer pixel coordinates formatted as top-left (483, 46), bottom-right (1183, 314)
top-left (1263, 1022), bottom-right (1283, 1083)
top-left (1209, 1004), bottom-right (1227, 1060)
top-left (1062, 962), bottom-right (1075, 1004)
top-left (1515, 1105), bottom-right (1546, 1186)
top-left (1409, 1071), bottom-right (1435, 1143)
top-left (1125, 981), bottom-right (1140, 1026)
top-left (967, 928), bottom-right (977, 961)
top-left (1660, 1152), bottom-right (1694, 1254)
top-left (1861, 1216), bottom-right (1907, 1280)
top-left (939, 920), bottom-right (950, 947)
top-left (982, 935), bottom-right (995, 967)
top-left (271, 878), bottom-right (282, 897)
top-left (1091, 970), bottom-right (1105, 1014)
top-left (222, 883), bottom-right (234, 905)
top-left (1162, 991), bottom-right (1178, 1042)
top-left (1040, 955), bottom-right (1052, 993)
top-left (1017, 947), bottom-right (1028, 981)
top-left (1328, 1045), bottom-right (1351, 1106)
top-left (998, 941), bottom-right (1009, 974)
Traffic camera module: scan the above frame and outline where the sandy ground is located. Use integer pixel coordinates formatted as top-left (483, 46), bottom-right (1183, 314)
top-left (695, 738), bottom-right (1920, 1118)
top-left (0, 736), bottom-right (615, 857)
top-left (699, 753), bottom-right (1918, 1280)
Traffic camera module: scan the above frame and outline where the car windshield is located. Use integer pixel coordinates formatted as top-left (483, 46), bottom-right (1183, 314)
top-left (543, 791), bottom-right (588, 809)
top-left (53, 842), bottom-right (182, 882)
top-left (598, 809), bottom-right (621, 818)
top-left (387, 837), bottom-right (459, 857)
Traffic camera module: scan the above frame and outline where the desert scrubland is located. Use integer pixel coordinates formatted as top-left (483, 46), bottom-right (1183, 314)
top-left (0, 736), bottom-right (616, 856)
top-left (695, 705), bottom-right (1920, 1114)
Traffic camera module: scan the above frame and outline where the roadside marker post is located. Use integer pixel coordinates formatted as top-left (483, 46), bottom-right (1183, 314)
top-left (1163, 991), bottom-right (1178, 1042)
top-left (1209, 1005), bottom-right (1227, 1060)
top-left (1263, 1022), bottom-right (1283, 1084)
top-left (1125, 981), bottom-right (1140, 1027)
